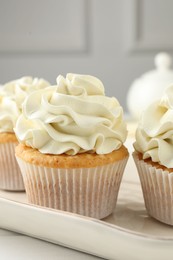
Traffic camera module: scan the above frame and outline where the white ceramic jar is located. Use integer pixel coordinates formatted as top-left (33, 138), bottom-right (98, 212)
top-left (127, 52), bottom-right (173, 119)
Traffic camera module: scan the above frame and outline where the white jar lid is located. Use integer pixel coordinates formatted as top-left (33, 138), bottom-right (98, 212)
top-left (127, 52), bottom-right (173, 119)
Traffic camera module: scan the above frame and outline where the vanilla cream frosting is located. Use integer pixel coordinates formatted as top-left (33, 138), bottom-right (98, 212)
top-left (0, 77), bottom-right (50, 133)
top-left (134, 85), bottom-right (173, 168)
top-left (15, 73), bottom-right (127, 155)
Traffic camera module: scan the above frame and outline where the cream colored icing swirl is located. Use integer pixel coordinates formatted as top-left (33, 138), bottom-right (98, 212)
top-left (15, 74), bottom-right (127, 155)
top-left (0, 77), bottom-right (50, 132)
top-left (134, 85), bottom-right (173, 168)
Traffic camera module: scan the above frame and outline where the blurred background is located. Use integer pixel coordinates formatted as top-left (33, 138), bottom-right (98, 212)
top-left (0, 0), bottom-right (172, 113)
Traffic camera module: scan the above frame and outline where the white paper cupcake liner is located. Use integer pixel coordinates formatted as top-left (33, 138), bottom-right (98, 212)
top-left (133, 152), bottom-right (173, 225)
top-left (0, 142), bottom-right (25, 191)
top-left (16, 156), bottom-right (128, 219)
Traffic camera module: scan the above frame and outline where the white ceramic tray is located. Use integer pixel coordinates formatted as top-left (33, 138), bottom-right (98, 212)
top-left (0, 139), bottom-right (173, 260)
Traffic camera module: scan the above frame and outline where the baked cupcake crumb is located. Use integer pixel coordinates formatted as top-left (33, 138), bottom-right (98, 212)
top-left (0, 132), bottom-right (18, 143)
top-left (16, 144), bottom-right (129, 168)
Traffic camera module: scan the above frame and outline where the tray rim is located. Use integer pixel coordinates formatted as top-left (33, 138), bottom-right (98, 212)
top-left (1, 193), bottom-right (173, 242)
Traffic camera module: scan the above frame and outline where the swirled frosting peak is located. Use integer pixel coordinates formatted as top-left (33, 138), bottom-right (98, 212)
top-left (134, 84), bottom-right (173, 167)
top-left (15, 74), bottom-right (127, 155)
top-left (0, 77), bottom-right (50, 132)
top-left (56, 73), bottom-right (105, 96)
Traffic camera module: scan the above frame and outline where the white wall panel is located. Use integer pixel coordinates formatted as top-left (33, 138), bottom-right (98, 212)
top-left (124, 0), bottom-right (173, 52)
top-left (0, 0), bottom-right (173, 111)
top-left (0, 0), bottom-right (87, 52)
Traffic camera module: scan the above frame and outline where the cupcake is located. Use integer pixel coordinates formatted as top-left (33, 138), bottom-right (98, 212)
top-left (133, 85), bottom-right (173, 225)
top-left (0, 76), bottom-right (50, 191)
top-left (15, 73), bottom-right (129, 219)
